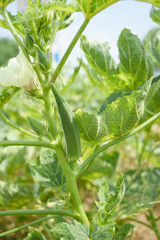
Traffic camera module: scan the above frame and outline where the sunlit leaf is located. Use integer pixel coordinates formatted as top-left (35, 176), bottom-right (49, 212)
top-left (0, 181), bottom-right (35, 209)
top-left (81, 30), bottom-right (153, 92)
top-left (52, 220), bottom-right (89, 240)
top-left (113, 224), bottom-right (134, 240)
top-left (95, 174), bottom-right (125, 225)
top-left (118, 168), bottom-right (160, 218)
top-left (30, 148), bottom-right (66, 189)
top-left (91, 225), bottom-right (114, 240)
top-left (24, 228), bottom-right (47, 240)
top-left (75, 79), bottom-right (151, 144)
top-left (75, 0), bottom-right (119, 19)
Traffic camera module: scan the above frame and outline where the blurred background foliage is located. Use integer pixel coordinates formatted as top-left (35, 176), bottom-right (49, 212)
top-left (0, 35), bottom-right (160, 239)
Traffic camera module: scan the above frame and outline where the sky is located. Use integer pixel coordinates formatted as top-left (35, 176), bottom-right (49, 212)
top-left (0, 0), bottom-right (159, 63)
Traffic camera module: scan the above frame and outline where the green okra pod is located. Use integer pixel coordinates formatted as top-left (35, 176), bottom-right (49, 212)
top-left (51, 84), bottom-right (81, 161)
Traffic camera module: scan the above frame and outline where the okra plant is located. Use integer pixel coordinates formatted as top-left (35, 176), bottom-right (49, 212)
top-left (0, 0), bottom-right (160, 239)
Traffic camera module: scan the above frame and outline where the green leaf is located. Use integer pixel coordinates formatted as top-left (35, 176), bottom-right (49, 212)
top-left (52, 220), bottom-right (90, 240)
top-left (29, 148), bottom-right (66, 189)
top-left (145, 75), bottom-right (160, 113)
top-left (0, 181), bottom-right (35, 209)
top-left (81, 35), bottom-right (116, 77)
top-left (81, 30), bottom-right (153, 92)
top-left (24, 228), bottom-right (47, 240)
top-left (18, 1), bottom-right (76, 23)
top-left (75, 0), bottom-right (119, 19)
top-left (118, 29), bottom-right (153, 90)
top-left (150, 6), bottom-right (160, 24)
top-left (91, 225), bottom-right (114, 240)
top-left (118, 168), bottom-right (160, 218)
top-left (75, 79), bottom-right (151, 144)
top-left (113, 224), bottom-right (134, 240)
top-left (151, 30), bottom-right (160, 68)
top-left (95, 174), bottom-right (125, 225)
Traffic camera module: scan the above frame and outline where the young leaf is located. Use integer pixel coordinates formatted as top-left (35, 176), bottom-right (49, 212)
top-left (75, 0), bottom-right (119, 19)
top-left (75, 79), bottom-right (152, 144)
top-left (95, 174), bottom-right (125, 225)
top-left (113, 224), bottom-right (134, 240)
top-left (91, 225), bottom-right (114, 240)
top-left (52, 220), bottom-right (90, 240)
top-left (150, 5), bottom-right (160, 24)
top-left (118, 168), bottom-right (160, 218)
top-left (24, 228), bottom-right (47, 240)
top-left (80, 35), bottom-right (116, 77)
top-left (146, 75), bottom-right (160, 112)
top-left (0, 181), bottom-right (35, 209)
top-left (118, 29), bottom-right (153, 90)
top-left (29, 148), bottom-right (66, 189)
top-left (81, 30), bottom-right (153, 92)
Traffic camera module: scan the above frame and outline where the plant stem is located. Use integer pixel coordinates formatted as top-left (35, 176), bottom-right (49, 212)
top-left (0, 209), bottom-right (75, 217)
top-left (0, 140), bottom-right (55, 149)
top-left (126, 218), bottom-right (153, 230)
top-left (51, 19), bottom-right (89, 83)
top-left (55, 144), bottom-right (90, 227)
top-left (148, 209), bottom-right (160, 240)
top-left (42, 86), bottom-right (58, 140)
top-left (0, 111), bottom-right (44, 140)
top-left (2, 8), bottom-right (30, 62)
top-left (78, 112), bottom-right (160, 178)
top-left (0, 216), bottom-right (53, 238)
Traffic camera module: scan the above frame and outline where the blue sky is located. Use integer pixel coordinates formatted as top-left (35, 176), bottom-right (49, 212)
top-left (1, 0), bottom-right (159, 63)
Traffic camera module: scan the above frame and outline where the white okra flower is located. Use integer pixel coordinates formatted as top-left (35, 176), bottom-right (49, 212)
top-left (0, 48), bottom-right (37, 89)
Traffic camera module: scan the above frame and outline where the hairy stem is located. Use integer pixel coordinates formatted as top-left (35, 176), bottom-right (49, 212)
top-left (78, 112), bottom-right (160, 178)
top-left (55, 144), bottom-right (90, 227)
top-left (126, 218), bottom-right (153, 230)
top-left (0, 140), bottom-right (55, 149)
top-left (0, 209), bottom-right (75, 217)
top-left (42, 86), bottom-right (58, 140)
top-left (51, 19), bottom-right (89, 83)
top-left (0, 216), bottom-right (53, 238)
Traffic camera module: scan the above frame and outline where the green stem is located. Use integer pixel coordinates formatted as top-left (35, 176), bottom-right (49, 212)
top-left (2, 8), bottom-right (30, 62)
top-left (42, 86), bottom-right (58, 140)
top-left (0, 140), bottom-right (55, 149)
top-left (78, 112), bottom-right (160, 178)
top-left (0, 209), bottom-right (75, 218)
top-left (145, 109), bottom-right (156, 116)
top-left (148, 209), bottom-right (160, 240)
top-left (0, 111), bottom-right (44, 140)
top-left (0, 216), bottom-right (52, 238)
top-left (51, 19), bottom-right (89, 83)
top-left (55, 144), bottom-right (90, 227)
top-left (126, 218), bottom-right (153, 230)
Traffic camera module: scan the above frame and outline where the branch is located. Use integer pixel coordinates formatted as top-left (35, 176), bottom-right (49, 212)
top-left (0, 216), bottom-right (52, 238)
top-left (0, 209), bottom-right (75, 217)
top-left (51, 19), bottom-right (89, 83)
top-left (0, 140), bottom-right (56, 149)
